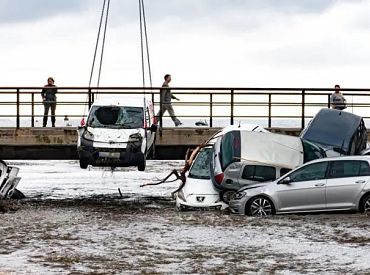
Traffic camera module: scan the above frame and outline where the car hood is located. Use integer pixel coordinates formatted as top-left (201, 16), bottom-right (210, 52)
top-left (182, 176), bottom-right (220, 196)
top-left (238, 182), bottom-right (270, 192)
top-left (87, 127), bottom-right (144, 143)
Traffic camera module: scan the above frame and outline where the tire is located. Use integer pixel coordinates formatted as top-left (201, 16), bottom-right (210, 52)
top-left (246, 196), bottom-right (275, 216)
top-left (79, 158), bottom-right (89, 169)
top-left (10, 188), bottom-right (26, 200)
top-left (138, 153), bottom-right (146, 171)
top-left (220, 190), bottom-right (236, 204)
top-left (360, 193), bottom-right (370, 213)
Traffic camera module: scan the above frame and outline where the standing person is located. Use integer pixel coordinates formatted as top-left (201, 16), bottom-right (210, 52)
top-left (41, 77), bottom-right (58, 127)
top-left (156, 74), bottom-right (182, 126)
top-left (330, 84), bottom-right (347, 110)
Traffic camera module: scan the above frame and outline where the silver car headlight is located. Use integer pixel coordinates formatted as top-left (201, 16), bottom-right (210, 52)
top-left (177, 190), bottom-right (186, 202)
top-left (128, 133), bottom-right (143, 143)
top-left (82, 130), bottom-right (94, 141)
top-left (233, 191), bottom-right (247, 200)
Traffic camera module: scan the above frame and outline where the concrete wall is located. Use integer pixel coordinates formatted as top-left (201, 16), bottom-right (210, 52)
top-left (0, 127), bottom-right (364, 160)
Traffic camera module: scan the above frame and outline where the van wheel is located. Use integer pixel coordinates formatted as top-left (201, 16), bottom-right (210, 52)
top-left (220, 190), bottom-right (236, 204)
top-left (79, 158), bottom-right (89, 169)
top-left (138, 153), bottom-right (146, 171)
top-left (10, 189), bottom-right (26, 200)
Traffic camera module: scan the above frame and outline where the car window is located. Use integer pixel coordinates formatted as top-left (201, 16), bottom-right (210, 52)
top-left (87, 106), bottom-right (144, 129)
top-left (242, 165), bottom-right (276, 182)
top-left (360, 161), bottom-right (370, 176)
top-left (302, 139), bottom-right (326, 163)
top-left (280, 168), bottom-right (292, 177)
top-left (329, 160), bottom-right (370, 178)
top-left (220, 131), bottom-right (241, 170)
top-left (289, 161), bottom-right (328, 182)
top-left (188, 147), bottom-right (213, 179)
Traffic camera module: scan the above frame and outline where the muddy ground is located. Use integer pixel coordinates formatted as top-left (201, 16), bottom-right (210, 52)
top-left (0, 161), bottom-right (370, 274)
top-left (1, 197), bottom-right (370, 275)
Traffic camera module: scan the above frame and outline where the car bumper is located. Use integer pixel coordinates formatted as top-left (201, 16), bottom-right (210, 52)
top-left (229, 200), bottom-right (244, 214)
top-left (176, 197), bottom-right (228, 211)
top-left (78, 138), bottom-right (144, 167)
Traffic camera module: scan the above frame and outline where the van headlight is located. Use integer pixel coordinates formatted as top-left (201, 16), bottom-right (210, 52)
top-left (233, 191), bottom-right (247, 200)
top-left (128, 133), bottom-right (143, 143)
top-left (177, 190), bottom-right (186, 202)
top-left (82, 130), bottom-right (94, 141)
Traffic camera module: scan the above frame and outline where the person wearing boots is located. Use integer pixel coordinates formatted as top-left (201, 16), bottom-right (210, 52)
top-left (41, 77), bottom-right (58, 127)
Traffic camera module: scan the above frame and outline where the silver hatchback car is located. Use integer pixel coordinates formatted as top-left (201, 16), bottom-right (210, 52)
top-left (229, 156), bottom-right (370, 216)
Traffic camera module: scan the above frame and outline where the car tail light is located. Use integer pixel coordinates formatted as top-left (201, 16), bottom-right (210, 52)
top-left (214, 173), bottom-right (224, 184)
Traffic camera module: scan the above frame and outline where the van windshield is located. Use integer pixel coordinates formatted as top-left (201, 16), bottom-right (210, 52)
top-left (87, 106), bottom-right (144, 129)
top-left (189, 147), bottom-right (213, 179)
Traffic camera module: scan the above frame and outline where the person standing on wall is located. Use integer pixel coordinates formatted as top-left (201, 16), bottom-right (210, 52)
top-left (156, 74), bottom-right (182, 126)
top-left (330, 84), bottom-right (347, 110)
top-left (41, 77), bottom-right (58, 127)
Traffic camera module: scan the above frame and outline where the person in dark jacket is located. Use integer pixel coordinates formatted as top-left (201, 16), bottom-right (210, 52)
top-left (156, 74), bottom-right (182, 126)
top-left (41, 77), bottom-right (57, 127)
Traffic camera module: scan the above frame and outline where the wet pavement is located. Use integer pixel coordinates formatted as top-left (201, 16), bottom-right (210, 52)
top-left (1, 161), bottom-right (370, 274)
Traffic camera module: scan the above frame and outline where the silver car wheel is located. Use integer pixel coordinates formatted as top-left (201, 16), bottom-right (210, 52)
top-left (364, 197), bottom-right (370, 213)
top-left (250, 197), bottom-right (273, 216)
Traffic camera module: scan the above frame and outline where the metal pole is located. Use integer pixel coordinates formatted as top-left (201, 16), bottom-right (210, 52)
top-left (31, 92), bottom-right (34, 127)
top-left (210, 93), bottom-right (213, 127)
top-left (268, 93), bottom-right (272, 128)
top-left (16, 89), bottom-right (20, 129)
top-left (159, 88), bottom-right (162, 136)
top-left (327, 94), bottom-right (331, 108)
top-left (88, 88), bottom-right (92, 108)
top-left (301, 90), bottom-right (305, 129)
top-left (230, 89), bottom-right (234, 125)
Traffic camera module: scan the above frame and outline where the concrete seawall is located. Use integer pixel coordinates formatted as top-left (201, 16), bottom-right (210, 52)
top-left (0, 127), bottom-right (311, 160)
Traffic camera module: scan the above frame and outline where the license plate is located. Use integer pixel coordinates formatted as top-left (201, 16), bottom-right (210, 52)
top-left (99, 152), bottom-right (120, 158)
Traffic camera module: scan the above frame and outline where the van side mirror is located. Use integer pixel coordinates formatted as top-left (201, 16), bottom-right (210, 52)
top-left (278, 177), bottom-right (292, 185)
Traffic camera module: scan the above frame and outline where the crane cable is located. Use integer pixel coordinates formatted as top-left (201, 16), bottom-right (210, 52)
top-left (139, 0), bottom-right (153, 155)
top-left (82, 0), bottom-right (110, 125)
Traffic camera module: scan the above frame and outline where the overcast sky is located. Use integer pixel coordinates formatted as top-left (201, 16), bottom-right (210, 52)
top-left (1, 0), bottom-right (370, 88)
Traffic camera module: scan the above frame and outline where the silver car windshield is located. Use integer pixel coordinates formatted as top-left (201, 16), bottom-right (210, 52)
top-left (87, 106), bottom-right (144, 129)
top-left (188, 147), bottom-right (213, 179)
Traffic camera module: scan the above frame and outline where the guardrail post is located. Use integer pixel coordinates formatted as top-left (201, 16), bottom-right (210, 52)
top-left (268, 93), bottom-right (272, 128)
top-left (88, 88), bottom-right (92, 109)
top-left (301, 89), bottom-right (305, 129)
top-left (210, 93), bottom-right (213, 127)
top-left (31, 92), bottom-right (35, 127)
top-left (16, 89), bottom-right (20, 129)
top-left (230, 89), bottom-right (234, 125)
top-left (327, 94), bottom-right (331, 108)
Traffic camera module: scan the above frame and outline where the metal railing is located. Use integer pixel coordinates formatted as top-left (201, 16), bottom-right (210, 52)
top-left (1, 87), bottom-right (370, 129)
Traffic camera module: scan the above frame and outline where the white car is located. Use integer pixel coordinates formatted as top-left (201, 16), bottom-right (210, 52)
top-left (77, 96), bottom-right (157, 171)
top-left (0, 160), bottom-right (21, 199)
top-left (176, 124), bottom-right (267, 210)
top-left (176, 146), bottom-right (228, 210)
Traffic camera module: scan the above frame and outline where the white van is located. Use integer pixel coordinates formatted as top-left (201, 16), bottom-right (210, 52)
top-left (77, 96), bottom-right (157, 171)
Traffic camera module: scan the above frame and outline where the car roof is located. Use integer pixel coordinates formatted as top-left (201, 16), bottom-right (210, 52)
top-left (301, 108), bottom-right (364, 151)
top-left (210, 124), bottom-right (267, 140)
top-left (304, 155), bottom-right (370, 164)
top-left (91, 95), bottom-right (152, 108)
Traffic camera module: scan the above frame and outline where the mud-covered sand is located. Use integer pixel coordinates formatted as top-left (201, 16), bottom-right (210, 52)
top-left (1, 161), bottom-right (370, 274)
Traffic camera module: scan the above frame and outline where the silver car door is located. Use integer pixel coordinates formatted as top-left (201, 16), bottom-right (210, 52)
top-left (326, 160), bottom-right (370, 209)
top-left (275, 161), bottom-right (328, 212)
